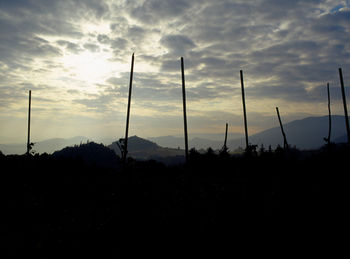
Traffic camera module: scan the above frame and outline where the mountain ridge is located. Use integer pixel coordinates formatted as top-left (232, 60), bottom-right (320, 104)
top-left (1, 115), bottom-right (349, 155)
top-left (228, 115), bottom-right (349, 150)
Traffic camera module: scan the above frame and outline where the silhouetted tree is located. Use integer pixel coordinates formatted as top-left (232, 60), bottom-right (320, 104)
top-left (27, 142), bottom-right (35, 155)
top-left (274, 144), bottom-right (284, 157)
top-left (245, 144), bottom-right (258, 157)
top-left (117, 138), bottom-right (127, 162)
top-left (206, 147), bottom-right (215, 156)
top-left (268, 145), bottom-right (273, 153)
top-left (189, 147), bottom-right (201, 162)
top-left (259, 144), bottom-right (265, 155)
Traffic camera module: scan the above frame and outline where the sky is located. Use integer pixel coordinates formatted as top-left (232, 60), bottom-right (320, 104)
top-left (1, 0), bottom-right (350, 144)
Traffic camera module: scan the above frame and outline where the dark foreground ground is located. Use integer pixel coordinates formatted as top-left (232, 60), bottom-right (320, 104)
top-left (2, 145), bottom-right (348, 257)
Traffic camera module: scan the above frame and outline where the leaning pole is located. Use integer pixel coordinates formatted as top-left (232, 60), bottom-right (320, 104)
top-left (326, 82), bottom-right (332, 145)
top-left (181, 57), bottom-right (189, 162)
top-left (26, 90), bottom-right (32, 155)
top-left (123, 53), bottom-right (135, 164)
top-left (240, 70), bottom-right (249, 150)
top-left (276, 107), bottom-right (288, 149)
top-left (224, 123), bottom-right (228, 149)
top-left (338, 68), bottom-right (350, 144)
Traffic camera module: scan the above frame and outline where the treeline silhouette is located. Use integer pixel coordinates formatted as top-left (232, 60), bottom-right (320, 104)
top-left (2, 143), bottom-right (348, 256)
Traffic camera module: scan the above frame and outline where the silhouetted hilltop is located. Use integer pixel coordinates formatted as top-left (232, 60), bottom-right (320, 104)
top-left (126, 135), bottom-right (159, 150)
top-left (108, 136), bottom-right (184, 164)
top-left (53, 141), bottom-right (120, 168)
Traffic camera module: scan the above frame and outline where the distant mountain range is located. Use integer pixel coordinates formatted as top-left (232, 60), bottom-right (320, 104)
top-left (1, 115), bottom-right (349, 156)
top-left (0, 136), bottom-right (89, 155)
top-left (227, 115), bottom-right (348, 150)
top-left (148, 132), bottom-right (244, 150)
top-left (149, 115), bottom-right (349, 151)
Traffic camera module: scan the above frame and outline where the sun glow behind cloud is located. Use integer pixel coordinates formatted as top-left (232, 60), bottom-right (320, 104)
top-left (60, 50), bottom-right (119, 90)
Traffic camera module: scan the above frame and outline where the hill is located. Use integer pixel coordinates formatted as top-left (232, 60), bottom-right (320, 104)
top-left (108, 136), bottom-right (185, 164)
top-left (52, 142), bottom-right (119, 168)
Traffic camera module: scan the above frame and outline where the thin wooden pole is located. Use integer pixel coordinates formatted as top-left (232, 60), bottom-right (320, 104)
top-left (27, 90), bottom-right (31, 155)
top-left (224, 123), bottom-right (228, 148)
top-left (339, 68), bottom-right (350, 144)
top-left (240, 70), bottom-right (249, 150)
top-left (327, 83), bottom-right (332, 145)
top-left (276, 107), bottom-right (288, 149)
top-left (220, 123), bottom-right (229, 153)
top-left (123, 53), bottom-right (135, 163)
top-left (181, 57), bottom-right (189, 162)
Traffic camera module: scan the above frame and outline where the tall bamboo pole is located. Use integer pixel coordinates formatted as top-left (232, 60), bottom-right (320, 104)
top-left (26, 90), bottom-right (31, 155)
top-left (276, 107), bottom-right (288, 149)
top-left (326, 83), bottom-right (332, 145)
top-left (339, 68), bottom-right (350, 144)
top-left (220, 123), bottom-right (229, 153)
top-left (224, 123), bottom-right (228, 149)
top-left (181, 57), bottom-right (189, 162)
top-left (240, 70), bottom-right (249, 150)
top-left (123, 53), bottom-right (135, 163)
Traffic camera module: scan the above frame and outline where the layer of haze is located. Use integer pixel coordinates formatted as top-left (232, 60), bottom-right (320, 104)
top-left (1, 0), bottom-right (350, 144)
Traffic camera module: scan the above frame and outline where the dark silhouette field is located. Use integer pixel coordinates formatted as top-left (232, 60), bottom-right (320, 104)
top-left (2, 143), bottom-right (348, 256)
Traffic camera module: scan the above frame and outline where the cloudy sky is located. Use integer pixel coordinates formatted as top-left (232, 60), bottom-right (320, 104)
top-left (1, 0), bottom-right (350, 143)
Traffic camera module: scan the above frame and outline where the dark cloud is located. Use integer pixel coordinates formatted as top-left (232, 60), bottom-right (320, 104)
top-left (0, 0), bottom-right (109, 18)
top-left (97, 34), bottom-right (111, 44)
top-left (57, 40), bottom-right (82, 53)
top-left (110, 16), bottom-right (129, 33)
top-left (125, 0), bottom-right (193, 24)
top-left (0, 34), bottom-right (62, 71)
top-left (110, 38), bottom-right (128, 51)
top-left (83, 43), bottom-right (100, 52)
top-left (127, 25), bottom-right (146, 41)
top-left (160, 34), bottom-right (196, 56)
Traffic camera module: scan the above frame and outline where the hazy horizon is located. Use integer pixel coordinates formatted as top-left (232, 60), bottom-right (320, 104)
top-left (1, 1), bottom-right (350, 144)
top-left (0, 130), bottom-right (245, 145)
top-left (1, 114), bottom-right (348, 146)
